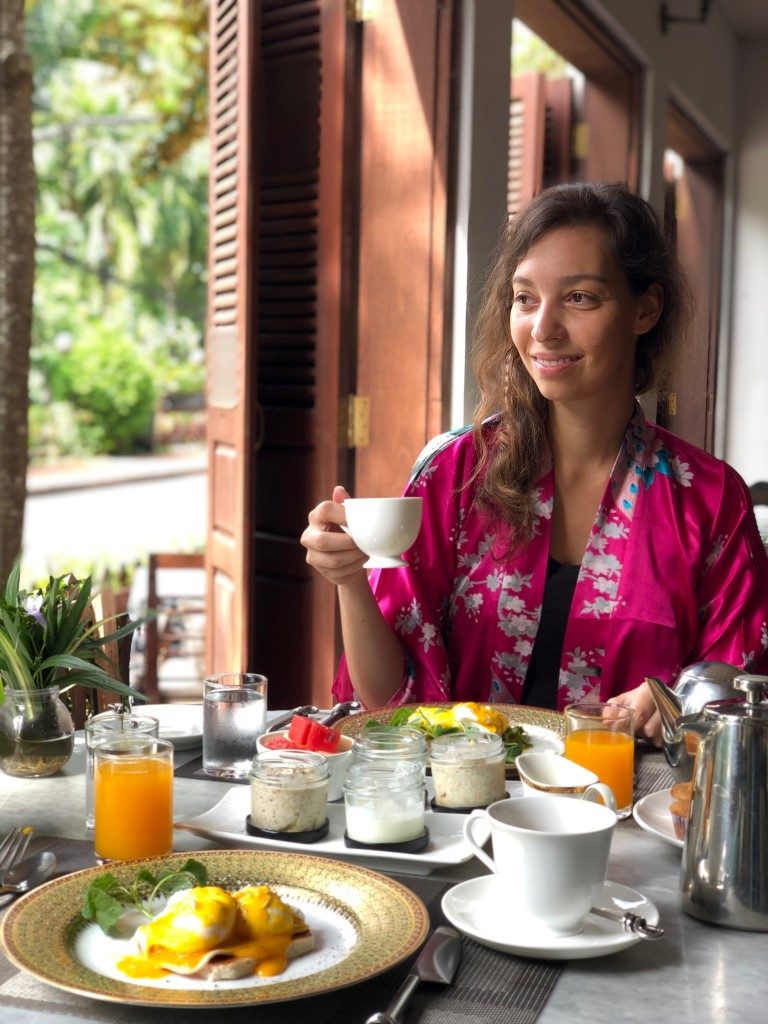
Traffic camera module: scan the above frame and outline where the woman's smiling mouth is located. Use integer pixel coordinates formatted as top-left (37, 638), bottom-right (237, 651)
top-left (531, 353), bottom-right (583, 374)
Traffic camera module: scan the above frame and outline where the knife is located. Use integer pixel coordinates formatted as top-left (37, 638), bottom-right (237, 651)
top-left (365, 926), bottom-right (462, 1024)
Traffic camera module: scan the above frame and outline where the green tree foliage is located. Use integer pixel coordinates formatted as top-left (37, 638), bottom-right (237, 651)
top-left (24, 0), bottom-right (208, 457)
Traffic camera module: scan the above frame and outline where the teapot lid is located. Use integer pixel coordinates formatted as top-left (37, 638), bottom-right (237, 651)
top-left (703, 674), bottom-right (768, 723)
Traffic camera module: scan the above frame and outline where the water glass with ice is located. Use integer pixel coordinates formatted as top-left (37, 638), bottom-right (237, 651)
top-left (84, 711), bottom-right (159, 829)
top-left (202, 673), bottom-right (268, 779)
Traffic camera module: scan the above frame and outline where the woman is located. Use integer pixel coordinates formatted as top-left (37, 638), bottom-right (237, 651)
top-left (301, 183), bottom-right (768, 743)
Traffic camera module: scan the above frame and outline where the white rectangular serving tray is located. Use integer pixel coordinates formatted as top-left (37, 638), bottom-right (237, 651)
top-left (175, 784), bottom-right (476, 876)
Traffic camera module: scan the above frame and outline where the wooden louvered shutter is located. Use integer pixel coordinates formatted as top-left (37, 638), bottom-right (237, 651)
top-left (249, 0), bottom-right (346, 707)
top-left (205, 0), bottom-right (257, 674)
top-left (508, 71), bottom-right (546, 216)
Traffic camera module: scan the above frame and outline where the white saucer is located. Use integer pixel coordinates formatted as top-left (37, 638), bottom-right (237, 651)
top-left (632, 789), bottom-right (684, 849)
top-left (442, 877), bottom-right (659, 960)
top-left (138, 703), bottom-right (203, 749)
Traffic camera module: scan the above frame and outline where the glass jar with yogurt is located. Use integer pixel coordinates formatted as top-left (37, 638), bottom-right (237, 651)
top-left (352, 727), bottom-right (428, 776)
top-left (344, 761), bottom-right (427, 848)
top-left (430, 732), bottom-right (506, 810)
top-left (249, 750), bottom-right (330, 839)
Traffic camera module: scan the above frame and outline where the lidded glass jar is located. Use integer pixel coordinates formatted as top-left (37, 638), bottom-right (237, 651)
top-left (353, 727), bottom-right (428, 776)
top-left (344, 761), bottom-right (426, 845)
top-left (430, 732), bottom-right (506, 809)
top-left (249, 750), bottom-right (329, 834)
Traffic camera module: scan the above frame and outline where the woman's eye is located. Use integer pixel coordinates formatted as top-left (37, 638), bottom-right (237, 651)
top-left (569, 291), bottom-right (597, 305)
top-left (512, 293), bottom-right (533, 307)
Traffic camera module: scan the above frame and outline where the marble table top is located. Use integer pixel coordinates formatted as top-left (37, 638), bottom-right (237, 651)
top-left (0, 729), bottom-right (763, 1024)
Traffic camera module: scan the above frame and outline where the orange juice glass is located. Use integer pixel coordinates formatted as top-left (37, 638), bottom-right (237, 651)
top-left (563, 703), bottom-right (634, 817)
top-left (94, 736), bottom-right (174, 862)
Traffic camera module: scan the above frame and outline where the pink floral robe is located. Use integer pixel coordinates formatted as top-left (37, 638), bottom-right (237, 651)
top-left (332, 407), bottom-right (768, 709)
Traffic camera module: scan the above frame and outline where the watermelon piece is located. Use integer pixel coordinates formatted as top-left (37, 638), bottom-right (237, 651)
top-left (287, 715), bottom-right (313, 746)
top-left (304, 720), bottom-right (340, 753)
top-left (260, 734), bottom-right (297, 750)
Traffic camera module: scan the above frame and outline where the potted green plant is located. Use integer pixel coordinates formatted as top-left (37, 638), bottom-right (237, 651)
top-left (0, 564), bottom-right (146, 777)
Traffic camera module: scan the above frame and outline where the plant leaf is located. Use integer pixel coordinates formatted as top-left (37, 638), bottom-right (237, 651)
top-left (3, 563), bottom-right (21, 607)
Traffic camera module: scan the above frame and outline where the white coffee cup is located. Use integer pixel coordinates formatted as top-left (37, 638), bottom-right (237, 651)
top-left (516, 752), bottom-right (617, 812)
top-left (463, 795), bottom-right (617, 935)
top-left (343, 497), bottom-right (423, 569)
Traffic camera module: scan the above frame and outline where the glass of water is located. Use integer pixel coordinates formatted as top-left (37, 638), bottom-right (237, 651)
top-left (84, 711), bottom-right (159, 829)
top-left (203, 673), bottom-right (268, 779)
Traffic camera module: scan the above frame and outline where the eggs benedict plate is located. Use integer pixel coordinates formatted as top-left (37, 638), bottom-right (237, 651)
top-left (0, 850), bottom-right (429, 1008)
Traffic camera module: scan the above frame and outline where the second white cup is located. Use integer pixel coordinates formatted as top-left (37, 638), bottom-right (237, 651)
top-left (463, 795), bottom-right (617, 936)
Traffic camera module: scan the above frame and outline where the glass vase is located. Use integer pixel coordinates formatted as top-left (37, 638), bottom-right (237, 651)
top-left (0, 685), bottom-right (75, 778)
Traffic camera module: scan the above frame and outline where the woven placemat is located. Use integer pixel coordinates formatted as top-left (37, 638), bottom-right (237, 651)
top-left (174, 754), bottom-right (246, 783)
top-left (0, 836), bottom-right (560, 1024)
top-left (619, 749), bottom-right (677, 833)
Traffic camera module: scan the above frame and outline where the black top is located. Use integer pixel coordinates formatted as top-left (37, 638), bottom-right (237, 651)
top-left (521, 557), bottom-right (580, 709)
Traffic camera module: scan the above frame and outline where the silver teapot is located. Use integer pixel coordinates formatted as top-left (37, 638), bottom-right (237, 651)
top-left (645, 662), bottom-right (743, 780)
top-left (679, 674), bottom-right (768, 931)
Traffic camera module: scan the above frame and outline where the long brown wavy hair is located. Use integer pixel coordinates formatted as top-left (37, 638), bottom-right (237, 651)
top-left (469, 181), bottom-right (693, 542)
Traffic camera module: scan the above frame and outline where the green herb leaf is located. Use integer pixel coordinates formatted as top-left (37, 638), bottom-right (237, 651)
top-left (81, 861), bottom-right (210, 935)
top-left (384, 707), bottom-right (413, 727)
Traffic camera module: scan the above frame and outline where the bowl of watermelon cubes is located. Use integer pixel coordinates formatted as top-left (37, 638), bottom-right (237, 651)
top-left (257, 716), bottom-right (354, 801)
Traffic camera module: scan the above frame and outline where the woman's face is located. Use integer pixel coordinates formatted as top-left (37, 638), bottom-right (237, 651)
top-left (509, 224), bottom-right (662, 408)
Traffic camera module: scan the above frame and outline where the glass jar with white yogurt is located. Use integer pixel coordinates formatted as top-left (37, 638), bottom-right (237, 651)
top-left (429, 732), bottom-right (506, 810)
top-left (249, 750), bottom-right (329, 836)
top-left (352, 727), bottom-right (428, 777)
top-left (344, 761), bottom-right (426, 846)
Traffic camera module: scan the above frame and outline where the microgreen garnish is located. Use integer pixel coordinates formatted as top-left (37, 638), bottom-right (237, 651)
top-left (81, 859), bottom-right (208, 936)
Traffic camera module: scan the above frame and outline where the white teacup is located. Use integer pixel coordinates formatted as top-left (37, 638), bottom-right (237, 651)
top-left (463, 795), bottom-right (617, 936)
top-left (257, 731), bottom-right (353, 802)
top-left (343, 497), bottom-right (423, 569)
top-left (516, 752), bottom-right (617, 812)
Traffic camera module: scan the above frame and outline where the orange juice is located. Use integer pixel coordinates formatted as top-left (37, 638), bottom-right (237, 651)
top-left (94, 756), bottom-right (173, 861)
top-left (563, 729), bottom-right (634, 811)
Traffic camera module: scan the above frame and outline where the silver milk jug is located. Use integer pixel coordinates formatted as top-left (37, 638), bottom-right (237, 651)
top-left (645, 662), bottom-right (742, 781)
top-left (679, 674), bottom-right (768, 931)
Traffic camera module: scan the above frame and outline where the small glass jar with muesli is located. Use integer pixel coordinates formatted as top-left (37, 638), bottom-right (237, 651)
top-left (429, 732), bottom-right (506, 810)
top-left (248, 750), bottom-right (330, 841)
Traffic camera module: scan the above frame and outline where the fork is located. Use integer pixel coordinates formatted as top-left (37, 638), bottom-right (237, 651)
top-left (0, 827), bottom-right (34, 907)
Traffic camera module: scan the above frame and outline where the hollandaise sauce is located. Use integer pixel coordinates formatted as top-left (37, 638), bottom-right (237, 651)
top-left (116, 885), bottom-right (300, 980)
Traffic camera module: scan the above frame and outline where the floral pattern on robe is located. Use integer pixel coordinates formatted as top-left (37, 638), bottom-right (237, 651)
top-left (332, 406), bottom-right (768, 709)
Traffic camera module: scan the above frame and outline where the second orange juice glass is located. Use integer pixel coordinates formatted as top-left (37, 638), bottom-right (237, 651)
top-left (94, 735), bottom-right (174, 862)
top-left (563, 703), bottom-right (634, 817)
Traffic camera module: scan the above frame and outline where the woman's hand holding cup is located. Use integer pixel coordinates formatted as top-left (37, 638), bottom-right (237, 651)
top-left (301, 486), bottom-right (369, 586)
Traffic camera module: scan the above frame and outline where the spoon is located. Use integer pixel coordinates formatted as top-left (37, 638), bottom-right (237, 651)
top-left (0, 851), bottom-right (57, 895)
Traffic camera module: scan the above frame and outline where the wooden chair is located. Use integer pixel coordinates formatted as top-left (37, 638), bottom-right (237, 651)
top-left (142, 552), bottom-right (205, 703)
top-left (65, 584), bottom-right (134, 728)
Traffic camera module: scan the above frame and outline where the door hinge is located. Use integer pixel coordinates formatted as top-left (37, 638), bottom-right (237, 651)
top-left (667, 391), bottom-right (677, 416)
top-left (340, 394), bottom-right (370, 448)
top-left (572, 122), bottom-right (589, 160)
top-left (346, 0), bottom-right (376, 22)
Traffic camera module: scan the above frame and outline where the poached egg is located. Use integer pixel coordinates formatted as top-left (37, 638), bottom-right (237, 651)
top-left (117, 885), bottom-right (309, 980)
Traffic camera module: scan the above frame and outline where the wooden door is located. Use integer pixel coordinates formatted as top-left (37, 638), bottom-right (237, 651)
top-left (659, 106), bottom-right (724, 451)
top-left (352, 0), bottom-right (455, 498)
top-left (206, 1), bottom-right (456, 706)
top-left (205, 0), bottom-right (258, 676)
top-left (513, 0), bottom-right (641, 190)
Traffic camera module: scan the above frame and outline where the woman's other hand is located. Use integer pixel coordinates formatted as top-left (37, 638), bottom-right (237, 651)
top-left (300, 486), bottom-right (368, 586)
top-left (607, 680), bottom-right (662, 746)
